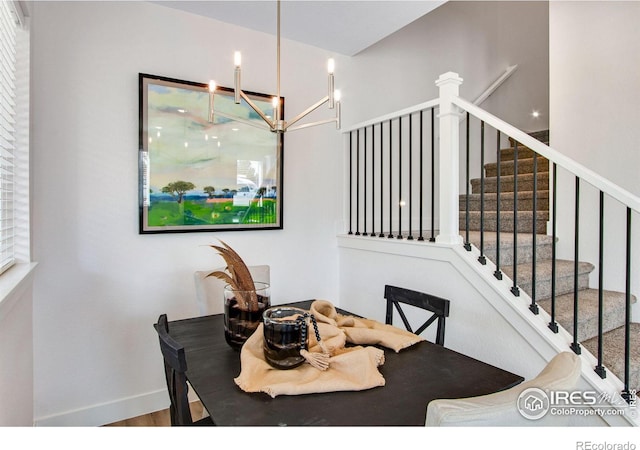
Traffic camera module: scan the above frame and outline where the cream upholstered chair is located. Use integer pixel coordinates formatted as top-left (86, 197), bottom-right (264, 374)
top-left (425, 351), bottom-right (582, 426)
top-left (194, 265), bottom-right (271, 315)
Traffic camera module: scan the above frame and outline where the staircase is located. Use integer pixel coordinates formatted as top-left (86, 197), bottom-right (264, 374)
top-left (459, 131), bottom-right (639, 393)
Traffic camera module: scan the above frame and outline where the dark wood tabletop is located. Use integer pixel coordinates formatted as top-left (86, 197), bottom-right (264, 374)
top-left (167, 300), bottom-right (524, 426)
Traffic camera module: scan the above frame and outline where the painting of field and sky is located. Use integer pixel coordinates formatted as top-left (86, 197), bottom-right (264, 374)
top-left (139, 74), bottom-right (283, 233)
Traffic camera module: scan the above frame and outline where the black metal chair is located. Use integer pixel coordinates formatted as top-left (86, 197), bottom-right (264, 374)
top-left (154, 314), bottom-right (214, 426)
top-left (384, 285), bottom-right (450, 346)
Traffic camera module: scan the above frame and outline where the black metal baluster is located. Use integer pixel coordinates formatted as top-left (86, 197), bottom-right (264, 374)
top-left (430, 108), bottom-right (435, 242)
top-left (371, 125), bottom-right (375, 237)
top-left (478, 121), bottom-right (486, 264)
top-left (595, 190), bottom-right (606, 379)
top-left (363, 126), bottom-right (368, 236)
top-left (397, 116), bottom-right (403, 239)
top-left (529, 153), bottom-right (539, 314)
top-left (408, 114), bottom-right (414, 240)
top-left (511, 141), bottom-right (520, 297)
top-left (549, 162), bottom-right (559, 333)
top-left (380, 122), bottom-right (385, 238)
top-left (355, 129), bottom-right (361, 236)
top-left (388, 119), bottom-right (394, 239)
top-left (418, 110), bottom-right (424, 241)
top-left (348, 131), bottom-right (353, 235)
top-left (622, 207), bottom-right (632, 403)
top-left (494, 130), bottom-right (503, 280)
top-left (464, 112), bottom-right (471, 251)
top-left (570, 176), bottom-right (581, 355)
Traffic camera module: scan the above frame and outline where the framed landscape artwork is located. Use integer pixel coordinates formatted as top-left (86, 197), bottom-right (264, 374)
top-left (138, 73), bottom-right (283, 233)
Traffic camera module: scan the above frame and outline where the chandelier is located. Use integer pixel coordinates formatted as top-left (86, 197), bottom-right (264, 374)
top-left (208, 0), bottom-right (341, 133)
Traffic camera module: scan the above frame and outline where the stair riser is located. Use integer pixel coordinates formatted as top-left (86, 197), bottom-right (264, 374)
top-left (583, 323), bottom-right (640, 392)
top-left (461, 215), bottom-right (549, 234)
top-left (485, 158), bottom-right (550, 177)
top-left (499, 147), bottom-right (536, 161)
top-left (471, 174), bottom-right (549, 194)
top-left (538, 288), bottom-right (637, 350)
top-left (509, 132), bottom-right (549, 146)
top-left (539, 303), bottom-right (628, 342)
top-left (460, 196), bottom-right (549, 212)
top-left (481, 243), bottom-right (553, 267)
top-left (503, 270), bottom-right (591, 300)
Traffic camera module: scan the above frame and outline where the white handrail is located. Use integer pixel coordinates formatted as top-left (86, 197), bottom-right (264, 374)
top-left (472, 64), bottom-right (518, 106)
top-left (452, 96), bottom-right (640, 214)
top-left (341, 98), bottom-right (439, 134)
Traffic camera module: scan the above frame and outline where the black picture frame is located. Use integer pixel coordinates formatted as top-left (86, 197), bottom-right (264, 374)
top-left (139, 73), bottom-right (284, 234)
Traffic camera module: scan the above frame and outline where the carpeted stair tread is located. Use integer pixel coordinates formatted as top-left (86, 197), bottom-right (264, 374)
top-left (465, 231), bottom-right (554, 248)
top-left (537, 289), bottom-right (637, 342)
top-left (464, 231), bottom-right (553, 266)
top-left (501, 259), bottom-right (594, 300)
top-left (582, 323), bottom-right (640, 392)
top-left (460, 210), bottom-right (549, 234)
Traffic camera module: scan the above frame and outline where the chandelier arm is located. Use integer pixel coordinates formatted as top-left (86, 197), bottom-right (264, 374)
top-left (211, 110), bottom-right (272, 131)
top-left (283, 96), bottom-right (330, 131)
top-left (286, 117), bottom-right (339, 133)
top-left (239, 90), bottom-right (276, 130)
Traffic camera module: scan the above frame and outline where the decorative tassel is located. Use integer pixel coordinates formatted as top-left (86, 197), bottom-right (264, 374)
top-left (300, 349), bottom-right (330, 371)
top-left (299, 313), bottom-right (330, 371)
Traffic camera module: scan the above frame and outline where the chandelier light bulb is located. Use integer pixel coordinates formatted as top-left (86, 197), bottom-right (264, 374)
top-left (327, 58), bottom-right (335, 74)
top-left (334, 89), bottom-right (341, 102)
top-left (209, 80), bottom-right (216, 92)
top-left (234, 51), bottom-right (242, 67)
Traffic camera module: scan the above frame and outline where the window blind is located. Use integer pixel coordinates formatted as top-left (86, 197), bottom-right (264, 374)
top-left (0, 2), bottom-right (19, 274)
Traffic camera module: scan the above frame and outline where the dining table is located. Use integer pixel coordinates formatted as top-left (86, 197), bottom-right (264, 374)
top-left (166, 300), bottom-right (524, 426)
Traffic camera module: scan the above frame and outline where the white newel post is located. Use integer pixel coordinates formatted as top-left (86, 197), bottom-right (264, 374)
top-left (436, 72), bottom-right (464, 245)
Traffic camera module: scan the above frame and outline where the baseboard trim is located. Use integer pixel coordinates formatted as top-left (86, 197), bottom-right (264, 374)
top-left (34, 389), bottom-right (168, 427)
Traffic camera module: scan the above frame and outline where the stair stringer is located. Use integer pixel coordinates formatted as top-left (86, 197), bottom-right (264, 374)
top-left (456, 241), bottom-right (638, 427)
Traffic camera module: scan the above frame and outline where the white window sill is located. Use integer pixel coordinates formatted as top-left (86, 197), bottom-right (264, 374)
top-left (0, 262), bottom-right (37, 321)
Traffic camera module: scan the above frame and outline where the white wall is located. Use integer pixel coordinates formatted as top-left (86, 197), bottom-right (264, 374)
top-left (550, 1), bottom-right (640, 197)
top-left (0, 268), bottom-right (35, 426)
top-left (550, 1), bottom-right (640, 318)
top-left (342, 1), bottom-right (549, 133)
top-left (30, 1), bottom-right (343, 425)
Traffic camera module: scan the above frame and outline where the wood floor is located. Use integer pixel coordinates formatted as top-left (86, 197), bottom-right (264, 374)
top-left (104, 401), bottom-right (207, 427)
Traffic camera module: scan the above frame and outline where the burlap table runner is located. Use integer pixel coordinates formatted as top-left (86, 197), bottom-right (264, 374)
top-left (234, 300), bottom-right (424, 397)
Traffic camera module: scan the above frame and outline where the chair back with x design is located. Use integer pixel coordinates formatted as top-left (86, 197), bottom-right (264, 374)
top-left (384, 285), bottom-right (450, 346)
